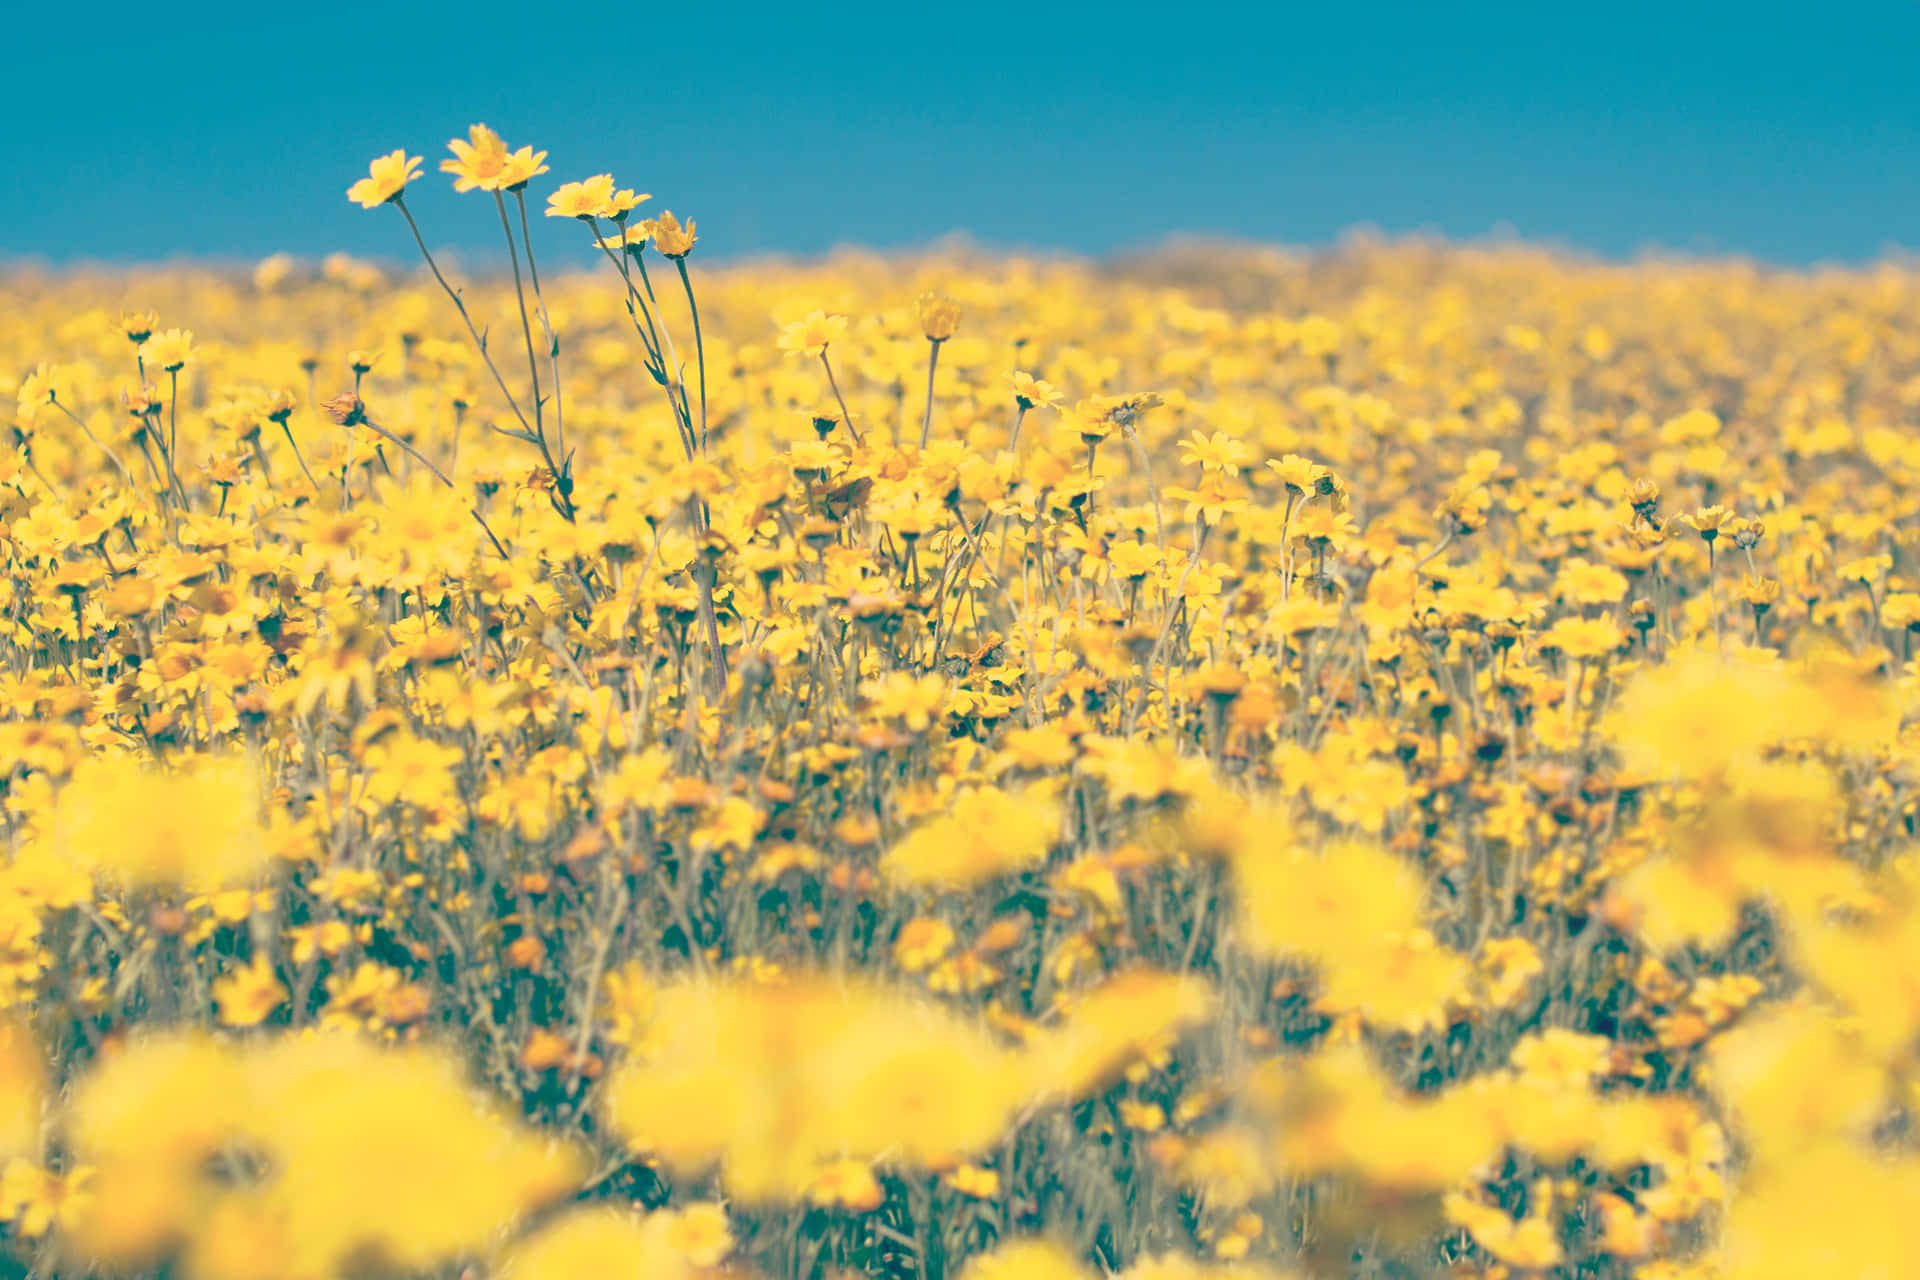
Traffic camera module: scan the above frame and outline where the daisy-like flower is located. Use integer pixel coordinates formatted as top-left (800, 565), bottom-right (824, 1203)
top-left (547, 176), bottom-right (649, 221)
top-left (777, 310), bottom-right (848, 357)
top-left (500, 145), bottom-right (550, 191)
top-left (211, 955), bottom-right (288, 1028)
top-left (547, 175), bottom-right (617, 220)
top-left (1682, 504), bottom-right (1734, 542)
top-left (607, 187), bottom-right (647, 219)
top-left (440, 123), bottom-right (510, 193)
top-left (1010, 371), bottom-right (1063, 411)
top-left (1063, 399), bottom-right (1114, 444)
top-left (347, 149), bottom-right (423, 208)
top-left (650, 211), bottom-right (696, 258)
top-left (594, 222), bottom-right (653, 253)
top-left (119, 309), bottom-right (157, 343)
top-left (1178, 430), bottom-right (1251, 476)
top-left (139, 328), bottom-right (195, 373)
top-left (1268, 452), bottom-right (1331, 496)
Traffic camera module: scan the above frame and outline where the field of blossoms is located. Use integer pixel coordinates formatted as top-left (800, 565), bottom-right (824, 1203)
top-left (1, 126), bottom-right (1918, 1279)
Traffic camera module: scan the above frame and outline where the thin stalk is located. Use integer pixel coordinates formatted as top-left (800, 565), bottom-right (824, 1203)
top-left (674, 257), bottom-right (709, 454)
top-left (393, 198), bottom-right (573, 518)
top-left (919, 339), bottom-right (941, 449)
top-left (147, 412), bottom-right (190, 509)
top-left (279, 421), bottom-right (322, 494)
top-left (695, 553), bottom-right (729, 688)
top-left (492, 190), bottom-right (545, 444)
top-left (563, 873), bottom-right (628, 1111)
top-left (167, 369), bottom-right (180, 464)
top-left (634, 247), bottom-right (661, 305)
top-left (1125, 516), bottom-right (1212, 738)
top-left (47, 396), bottom-right (135, 492)
top-left (357, 413), bottom-right (510, 560)
top-left (133, 433), bottom-right (166, 497)
top-left (590, 235), bottom-right (666, 368)
top-left (1277, 492), bottom-right (1302, 600)
top-left (820, 350), bottom-right (862, 446)
top-left (394, 199), bottom-right (532, 433)
top-left (1708, 539), bottom-right (1723, 653)
top-left (1413, 524), bottom-right (1453, 570)
top-left (248, 437), bottom-right (274, 487)
top-left (512, 188), bottom-right (566, 462)
top-left (590, 224), bottom-right (695, 460)
top-left (630, 246), bottom-right (694, 431)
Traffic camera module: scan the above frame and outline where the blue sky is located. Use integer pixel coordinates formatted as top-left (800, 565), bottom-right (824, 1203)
top-left (8, 1), bottom-right (1919, 267)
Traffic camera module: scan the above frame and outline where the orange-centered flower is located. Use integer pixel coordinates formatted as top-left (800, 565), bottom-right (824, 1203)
top-left (347, 149), bottom-right (423, 208)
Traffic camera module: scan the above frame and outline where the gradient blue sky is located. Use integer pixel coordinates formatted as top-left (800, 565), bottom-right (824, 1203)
top-left (8, 1), bottom-right (1919, 267)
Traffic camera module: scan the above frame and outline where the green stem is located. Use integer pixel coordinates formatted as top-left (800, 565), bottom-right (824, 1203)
top-left (513, 188), bottom-right (566, 463)
top-left (493, 190), bottom-right (545, 444)
top-left (920, 339), bottom-right (942, 449)
top-left (674, 257), bottom-right (709, 455)
top-left (47, 395), bottom-right (136, 492)
top-left (279, 421), bottom-right (321, 494)
top-left (820, 350), bottom-right (862, 446)
top-left (394, 197), bottom-right (571, 517)
top-left (358, 413), bottom-right (510, 560)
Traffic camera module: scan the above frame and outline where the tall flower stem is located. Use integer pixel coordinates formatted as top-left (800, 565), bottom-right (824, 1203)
top-left (821, 350), bottom-right (862, 446)
top-left (635, 250), bottom-right (694, 437)
top-left (587, 226), bottom-right (723, 698)
top-left (512, 189), bottom-right (566, 463)
top-left (919, 340), bottom-right (942, 449)
top-left (1707, 539), bottom-right (1723, 653)
top-left (393, 198), bottom-right (573, 520)
top-left (357, 412), bottom-right (510, 561)
top-left (166, 370), bottom-right (180, 463)
top-left (147, 408), bottom-right (189, 510)
top-left (1124, 425), bottom-right (1167, 571)
top-left (589, 224), bottom-right (695, 461)
top-left (279, 422), bottom-right (321, 494)
top-left (493, 191), bottom-right (546, 448)
top-left (47, 396), bottom-right (135, 493)
top-left (674, 258), bottom-right (709, 455)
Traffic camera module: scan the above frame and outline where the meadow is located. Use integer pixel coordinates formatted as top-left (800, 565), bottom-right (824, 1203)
top-left (0, 127), bottom-right (1917, 1278)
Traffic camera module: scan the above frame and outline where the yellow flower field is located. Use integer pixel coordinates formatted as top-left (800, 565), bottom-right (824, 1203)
top-left (2, 124), bottom-right (1919, 1277)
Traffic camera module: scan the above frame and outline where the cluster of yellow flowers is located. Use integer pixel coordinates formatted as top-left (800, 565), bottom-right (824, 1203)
top-left (0, 123), bottom-right (1918, 1277)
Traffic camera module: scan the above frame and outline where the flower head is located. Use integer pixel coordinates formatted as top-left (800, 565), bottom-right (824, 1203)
top-left (347, 149), bottom-right (422, 208)
top-left (139, 329), bottom-right (195, 373)
top-left (321, 393), bottom-right (366, 427)
top-left (917, 292), bottom-right (961, 342)
top-left (1178, 430), bottom-right (1250, 476)
top-left (440, 123), bottom-right (510, 192)
top-left (778, 310), bottom-right (847, 357)
top-left (119, 310), bottom-right (157, 344)
top-left (594, 222), bottom-right (653, 253)
top-left (212, 956), bottom-right (288, 1028)
top-left (545, 176), bottom-right (648, 221)
top-left (651, 210), bottom-right (696, 257)
top-left (500, 145), bottom-right (550, 190)
top-left (1010, 371), bottom-right (1063, 411)
top-left (1682, 504), bottom-right (1733, 542)
top-left (547, 175), bottom-right (615, 220)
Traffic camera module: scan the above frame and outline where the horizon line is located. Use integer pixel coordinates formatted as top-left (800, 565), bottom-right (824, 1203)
top-left (6, 227), bottom-right (1919, 281)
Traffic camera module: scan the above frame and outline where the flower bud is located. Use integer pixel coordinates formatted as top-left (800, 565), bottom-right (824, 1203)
top-left (917, 292), bottom-right (961, 343)
top-left (651, 211), bottom-right (697, 258)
